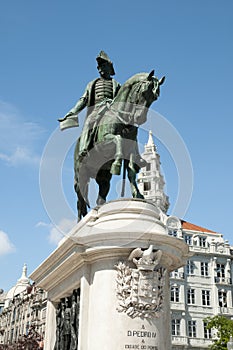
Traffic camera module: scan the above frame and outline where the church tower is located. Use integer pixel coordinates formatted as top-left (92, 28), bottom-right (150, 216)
top-left (138, 131), bottom-right (169, 213)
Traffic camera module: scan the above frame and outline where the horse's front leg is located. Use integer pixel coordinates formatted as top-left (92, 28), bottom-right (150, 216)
top-left (126, 163), bottom-right (144, 199)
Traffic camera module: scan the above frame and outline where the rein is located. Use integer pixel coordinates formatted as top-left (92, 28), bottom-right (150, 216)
top-left (109, 105), bottom-right (135, 125)
top-left (109, 80), bottom-right (149, 125)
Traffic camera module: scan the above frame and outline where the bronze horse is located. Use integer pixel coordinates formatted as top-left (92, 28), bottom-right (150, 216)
top-left (74, 71), bottom-right (165, 221)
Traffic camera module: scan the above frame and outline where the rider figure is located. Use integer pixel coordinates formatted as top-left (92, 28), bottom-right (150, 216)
top-left (60, 51), bottom-right (121, 158)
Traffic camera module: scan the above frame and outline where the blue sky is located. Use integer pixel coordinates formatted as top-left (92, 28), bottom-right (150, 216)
top-left (0, 0), bottom-right (233, 291)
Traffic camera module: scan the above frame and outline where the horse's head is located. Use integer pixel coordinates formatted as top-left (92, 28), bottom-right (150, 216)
top-left (112, 71), bottom-right (165, 125)
top-left (148, 70), bottom-right (165, 103)
top-left (131, 70), bottom-right (165, 106)
top-left (128, 71), bottom-right (165, 124)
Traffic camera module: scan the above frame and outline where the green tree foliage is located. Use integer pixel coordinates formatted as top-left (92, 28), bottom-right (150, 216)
top-left (204, 315), bottom-right (233, 349)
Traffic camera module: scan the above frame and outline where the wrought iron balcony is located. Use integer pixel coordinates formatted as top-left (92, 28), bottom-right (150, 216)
top-left (215, 276), bottom-right (232, 284)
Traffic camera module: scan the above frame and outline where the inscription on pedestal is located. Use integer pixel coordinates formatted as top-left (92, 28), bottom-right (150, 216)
top-left (124, 325), bottom-right (158, 350)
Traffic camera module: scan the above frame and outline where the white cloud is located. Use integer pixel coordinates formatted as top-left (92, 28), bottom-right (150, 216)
top-left (35, 221), bottom-right (49, 228)
top-left (0, 230), bottom-right (15, 256)
top-left (0, 100), bottom-right (45, 167)
top-left (49, 226), bottom-right (65, 245)
top-left (36, 219), bottom-right (76, 246)
top-left (0, 146), bottom-right (40, 166)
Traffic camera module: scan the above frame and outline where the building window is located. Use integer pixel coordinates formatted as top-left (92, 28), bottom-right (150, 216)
top-left (184, 235), bottom-right (192, 245)
top-left (10, 328), bottom-right (14, 342)
top-left (15, 327), bottom-right (18, 342)
top-left (171, 285), bottom-right (180, 302)
top-left (168, 229), bottom-right (178, 237)
top-left (146, 163), bottom-right (151, 171)
top-left (186, 260), bottom-right (195, 275)
top-left (187, 288), bottom-right (195, 304)
top-left (216, 264), bottom-right (225, 278)
top-left (16, 308), bottom-right (19, 321)
top-left (171, 269), bottom-right (179, 277)
top-left (199, 236), bottom-right (207, 247)
top-left (218, 290), bottom-right (227, 307)
top-left (188, 320), bottom-right (197, 338)
top-left (143, 182), bottom-right (151, 191)
top-left (12, 307), bottom-right (16, 322)
top-left (202, 290), bottom-right (211, 306)
top-left (26, 322), bottom-right (30, 335)
top-left (201, 262), bottom-right (209, 276)
top-left (172, 319), bottom-right (181, 336)
top-left (203, 321), bottom-right (212, 339)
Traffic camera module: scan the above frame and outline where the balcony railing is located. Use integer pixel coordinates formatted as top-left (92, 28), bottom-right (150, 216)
top-left (218, 306), bottom-right (233, 314)
top-left (171, 336), bottom-right (188, 345)
top-left (170, 272), bottom-right (184, 279)
top-left (215, 276), bottom-right (232, 284)
top-left (189, 337), bottom-right (212, 347)
top-left (189, 245), bottom-right (210, 253)
top-left (170, 303), bottom-right (185, 311)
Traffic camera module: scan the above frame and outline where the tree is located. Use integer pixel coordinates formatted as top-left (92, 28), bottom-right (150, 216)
top-left (0, 325), bottom-right (43, 350)
top-left (204, 315), bottom-right (233, 350)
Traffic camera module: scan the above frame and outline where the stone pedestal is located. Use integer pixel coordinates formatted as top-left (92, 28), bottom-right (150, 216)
top-left (31, 199), bottom-right (190, 350)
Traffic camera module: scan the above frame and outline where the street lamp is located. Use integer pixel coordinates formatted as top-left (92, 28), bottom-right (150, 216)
top-left (227, 336), bottom-right (233, 350)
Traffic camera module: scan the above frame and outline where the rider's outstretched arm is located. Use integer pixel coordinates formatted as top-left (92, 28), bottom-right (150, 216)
top-left (58, 83), bottom-right (90, 122)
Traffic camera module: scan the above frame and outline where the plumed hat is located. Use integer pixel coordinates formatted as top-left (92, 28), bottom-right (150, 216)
top-left (96, 50), bottom-right (115, 76)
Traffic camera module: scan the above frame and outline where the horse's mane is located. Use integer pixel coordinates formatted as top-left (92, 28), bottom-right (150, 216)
top-left (113, 73), bottom-right (149, 103)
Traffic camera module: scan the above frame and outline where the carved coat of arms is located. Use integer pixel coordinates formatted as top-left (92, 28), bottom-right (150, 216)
top-left (115, 245), bottom-right (166, 319)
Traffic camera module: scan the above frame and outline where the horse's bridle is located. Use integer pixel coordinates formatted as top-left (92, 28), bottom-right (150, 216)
top-left (109, 78), bottom-right (156, 125)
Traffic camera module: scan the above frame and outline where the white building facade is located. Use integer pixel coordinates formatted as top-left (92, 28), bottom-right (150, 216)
top-left (138, 132), bottom-right (233, 349)
top-left (0, 265), bottom-right (47, 346)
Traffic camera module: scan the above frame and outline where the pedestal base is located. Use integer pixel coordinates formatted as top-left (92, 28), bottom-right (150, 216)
top-left (31, 199), bottom-right (190, 350)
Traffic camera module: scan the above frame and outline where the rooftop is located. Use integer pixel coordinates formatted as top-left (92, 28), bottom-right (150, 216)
top-left (181, 220), bottom-right (216, 234)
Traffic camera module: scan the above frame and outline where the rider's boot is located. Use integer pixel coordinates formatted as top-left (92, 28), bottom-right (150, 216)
top-left (110, 158), bottom-right (122, 175)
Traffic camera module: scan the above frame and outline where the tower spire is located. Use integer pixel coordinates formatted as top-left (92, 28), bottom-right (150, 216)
top-left (137, 131), bottom-right (169, 213)
top-left (145, 130), bottom-right (157, 153)
top-left (18, 263), bottom-right (30, 285)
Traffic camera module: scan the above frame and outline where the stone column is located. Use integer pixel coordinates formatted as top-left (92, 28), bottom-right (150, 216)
top-left (31, 199), bottom-right (190, 350)
top-left (44, 299), bottom-right (56, 349)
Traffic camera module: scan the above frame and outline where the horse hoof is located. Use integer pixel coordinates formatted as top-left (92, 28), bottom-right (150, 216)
top-left (133, 191), bottom-right (144, 199)
top-left (96, 196), bottom-right (106, 206)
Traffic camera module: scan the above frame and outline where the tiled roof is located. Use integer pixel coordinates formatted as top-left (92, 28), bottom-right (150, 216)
top-left (181, 220), bottom-right (216, 234)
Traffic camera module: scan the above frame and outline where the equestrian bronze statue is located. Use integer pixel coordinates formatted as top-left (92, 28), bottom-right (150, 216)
top-left (59, 51), bottom-right (165, 221)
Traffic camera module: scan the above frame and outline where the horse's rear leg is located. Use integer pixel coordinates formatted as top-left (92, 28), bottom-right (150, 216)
top-left (96, 169), bottom-right (112, 205)
top-left (127, 165), bottom-right (144, 199)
